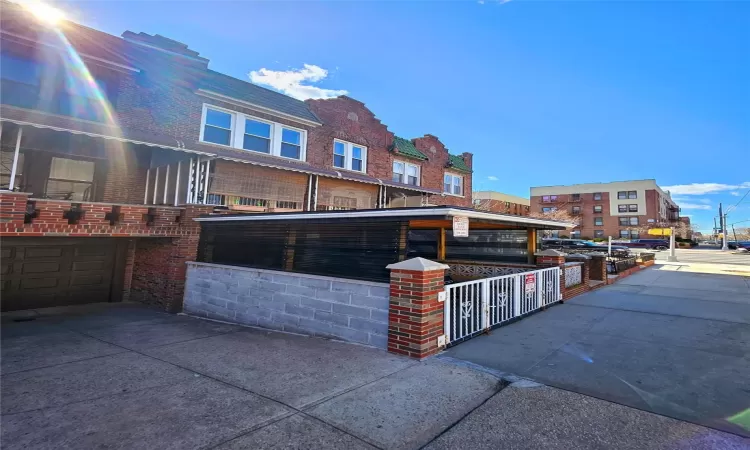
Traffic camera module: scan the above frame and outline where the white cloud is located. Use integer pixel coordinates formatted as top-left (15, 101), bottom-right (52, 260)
top-left (730, 191), bottom-right (741, 196)
top-left (662, 182), bottom-right (750, 195)
top-left (249, 64), bottom-right (348, 100)
top-left (487, 176), bottom-right (499, 181)
top-left (678, 203), bottom-right (713, 210)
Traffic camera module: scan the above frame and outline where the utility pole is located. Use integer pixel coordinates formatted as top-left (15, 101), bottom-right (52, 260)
top-left (720, 203), bottom-right (729, 251)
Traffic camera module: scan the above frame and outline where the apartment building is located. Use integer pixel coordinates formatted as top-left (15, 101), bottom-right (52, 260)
top-left (0, 2), bottom-right (472, 311)
top-left (530, 180), bottom-right (681, 239)
top-left (473, 191), bottom-right (530, 216)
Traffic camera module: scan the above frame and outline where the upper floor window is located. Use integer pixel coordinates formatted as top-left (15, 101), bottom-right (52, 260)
top-left (541, 195), bottom-right (558, 203)
top-left (618, 190), bottom-right (637, 199)
top-left (629, 204), bottom-right (638, 212)
top-left (619, 217), bottom-right (639, 226)
top-left (443, 174), bottom-right (463, 195)
top-left (593, 192), bottom-right (602, 201)
top-left (593, 205), bottom-right (603, 213)
top-left (594, 230), bottom-right (604, 238)
top-left (333, 140), bottom-right (367, 172)
top-left (572, 206), bottom-right (581, 214)
top-left (393, 161), bottom-right (419, 186)
top-left (594, 217), bottom-right (603, 226)
top-left (200, 105), bottom-right (307, 161)
top-left (542, 207), bottom-right (557, 213)
top-left (570, 193), bottom-right (581, 201)
top-left (1, 53), bottom-right (41, 86)
top-left (243, 118), bottom-right (272, 153)
top-left (204, 109), bottom-right (233, 146)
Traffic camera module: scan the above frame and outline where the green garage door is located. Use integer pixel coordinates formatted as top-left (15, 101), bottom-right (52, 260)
top-left (1, 238), bottom-right (126, 312)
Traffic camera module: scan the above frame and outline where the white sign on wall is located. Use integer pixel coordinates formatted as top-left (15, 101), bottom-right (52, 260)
top-left (453, 216), bottom-right (469, 237)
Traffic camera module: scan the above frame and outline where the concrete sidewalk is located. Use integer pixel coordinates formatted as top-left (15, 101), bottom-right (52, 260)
top-left (445, 263), bottom-right (750, 439)
top-left (2, 301), bottom-right (747, 449)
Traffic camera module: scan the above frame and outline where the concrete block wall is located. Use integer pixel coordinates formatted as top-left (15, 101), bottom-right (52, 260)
top-left (184, 262), bottom-right (390, 349)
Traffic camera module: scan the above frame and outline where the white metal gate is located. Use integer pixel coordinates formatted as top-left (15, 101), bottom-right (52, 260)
top-left (443, 266), bottom-right (561, 345)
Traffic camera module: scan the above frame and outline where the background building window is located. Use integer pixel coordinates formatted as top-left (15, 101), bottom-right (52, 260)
top-left (628, 190), bottom-right (637, 199)
top-left (594, 217), bottom-right (603, 226)
top-left (571, 193), bottom-right (581, 201)
top-left (618, 205), bottom-right (627, 213)
top-left (333, 140), bottom-right (367, 172)
top-left (541, 195), bottom-right (558, 203)
top-left (594, 230), bottom-right (604, 238)
top-left (444, 174), bottom-right (463, 195)
top-left (593, 192), bottom-right (602, 200)
top-left (630, 217), bottom-right (639, 225)
top-left (572, 206), bottom-right (581, 214)
top-left (202, 108), bottom-right (233, 146)
top-left (393, 161), bottom-right (419, 185)
top-left (617, 191), bottom-right (627, 200)
top-left (593, 205), bottom-right (603, 213)
top-left (570, 231), bottom-right (581, 238)
top-left (628, 204), bottom-right (638, 212)
top-left (542, 207), bottom-right (557, 213)
top-left (619, 230), bottom-right (630, 239)
top-left (243, 119), bottom-right (271, 153)
top-left (619, 217), bottom-right (628, 226)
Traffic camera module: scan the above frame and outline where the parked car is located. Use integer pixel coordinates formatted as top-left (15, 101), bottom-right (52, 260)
top-left (731, 241), bottom-right (750, 251)
top-left (619, 239), bottom-right (670, 250)
top-left (542, 239), bottom-right (631, 256)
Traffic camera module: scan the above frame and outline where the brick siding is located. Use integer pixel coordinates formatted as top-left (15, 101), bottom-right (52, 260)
top-left (184, 262), bottom-right (390, 348)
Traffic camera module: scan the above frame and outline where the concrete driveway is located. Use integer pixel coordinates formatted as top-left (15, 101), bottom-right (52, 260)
top-left (1, 303), bottom-right (502, 450)
top-left (445, 263), bottom-right (750, 438)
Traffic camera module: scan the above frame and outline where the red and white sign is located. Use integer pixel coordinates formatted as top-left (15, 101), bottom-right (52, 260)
top-left (453, 216), bottom-right (469, 237)
top-left (524, 273), bottom-right (536, 294)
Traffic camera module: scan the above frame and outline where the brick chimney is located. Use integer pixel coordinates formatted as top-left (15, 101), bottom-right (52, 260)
top-left (461, 152), bottom-right (473, 169)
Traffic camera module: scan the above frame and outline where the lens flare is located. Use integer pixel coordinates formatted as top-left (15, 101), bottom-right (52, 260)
top-left (21, 1), bottom-right (65, 25)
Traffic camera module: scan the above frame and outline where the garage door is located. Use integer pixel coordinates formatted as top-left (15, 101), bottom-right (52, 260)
top-left (1, 238), bottom-right (126, 312)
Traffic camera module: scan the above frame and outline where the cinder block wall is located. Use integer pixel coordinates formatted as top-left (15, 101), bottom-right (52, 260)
top-left (184, 262), bottom-right (390, 349)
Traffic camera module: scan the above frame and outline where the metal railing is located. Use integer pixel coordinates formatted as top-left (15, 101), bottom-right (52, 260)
top-left (607, 256), bottom-right (637, 274)
top-left (443, 266), bottom-right (561, 345)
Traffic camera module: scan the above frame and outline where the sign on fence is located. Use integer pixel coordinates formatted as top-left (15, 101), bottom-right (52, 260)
top-left (524, 273), bottom-right (536, 294)
top-left (453, 216), bottom-right (469, 237)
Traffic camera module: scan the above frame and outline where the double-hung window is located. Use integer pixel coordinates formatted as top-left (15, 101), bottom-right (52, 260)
top-left (333, 140), bottom-right (367, 172)
top-left (594, 217), bottom-right (603, 226)
top-left (593, 205), bottom-right (603, 213)
top-left (243, 118), bottom-right (271, 153)
top-left (444, 174), bottom-right (463, 195)
top-left (200, 105), bottom-right (307, 161)
top-left (281, 128), bottom-right (302, 159)
top-left (202, 108), bottom-right (233, 146)
top-left (393, 161), bottom-right (419, 186)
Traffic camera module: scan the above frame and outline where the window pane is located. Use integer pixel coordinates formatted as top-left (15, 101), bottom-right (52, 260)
top-left (393, 173), bottom-right (404, 183)
top-left (444, 174), bottom-right (451, 184)
top-left (245, 119), bottom-right (271, 138)
top-left (444, 183), bottom-right (451, 193)
top-left (280, 143), bottom-right (301, 159)
top-left (333, 154), bottom-right (345, 168)
top-left (206, 109), bottom-right (232, 129)
top-left (0, 53), bottom-right (41, 85)
top-left (629, 205), bottom-right (638, 212)
top-left (618, 205), bottom-right (627, 212)
top-left (243, 135), bottom-right (270, 153)
top-left (453, 184), bottom-right (461, 195)
top-left (618, 191), bottom-right (626, 199)
top-left (454, 176), bottom-right (461, 186)
top-left (49, 158), bottom-right (95, 182)
top-left (352, 146), bottom-right (363, 159)
top-left (204, 126), bottom-right (231, 146)
top-left (407, 175), bottom-right (418, 186)
top-left (45, 180), bottom-right (93, 201)
top-left (393, 162), bottom-right (404, 174)
top-left (628, 191), bottom-right (637, 199)
top-left (334, 141), bottom-right (346, 155)
top-left (630, 217), bottom-right (639, 225)
top-left (406, 165), bottom-right (417, 177)
top-left (282, 128), bottom-right (301, 145)
top-left (351, 159), bottom-right (362, 171)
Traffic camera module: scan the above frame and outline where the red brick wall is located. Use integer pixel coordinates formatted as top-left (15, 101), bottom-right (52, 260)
top-left (411, 135), bottom-right (472, 207)
top-left (475, 199), bottom-right (530, 216)
top-left (305, 96), bottom-right (394, 178)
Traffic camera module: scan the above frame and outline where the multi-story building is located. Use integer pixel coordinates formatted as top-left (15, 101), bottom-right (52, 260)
top-left (530, 180), bottom-right (681, 240)
top-left (0, 2), bottom-right (472, 312)
top-left (472, 191), bottom-right (530, 216)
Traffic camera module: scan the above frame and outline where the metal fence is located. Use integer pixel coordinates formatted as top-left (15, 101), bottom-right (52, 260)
top-left (607, 256), bottom-right (637, 274)
top-left (443, 266), bottom-right (561, 345)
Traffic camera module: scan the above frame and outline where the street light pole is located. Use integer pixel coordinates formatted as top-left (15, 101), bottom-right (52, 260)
top-left (720, 203), bottom-right (729, 251)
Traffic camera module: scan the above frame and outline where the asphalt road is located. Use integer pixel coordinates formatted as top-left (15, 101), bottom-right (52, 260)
top-left (651, 247), bottom-right (750, 266)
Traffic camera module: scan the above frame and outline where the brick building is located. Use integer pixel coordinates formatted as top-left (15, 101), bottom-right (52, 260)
top-left (530, 180), bottom-right (681, 240)
top-left (472, 191), bottom-right (530, 216)
top-left (0, 2), bottom-right (472, 312)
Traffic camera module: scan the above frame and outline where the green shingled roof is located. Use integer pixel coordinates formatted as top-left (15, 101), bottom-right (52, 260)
top-left (391, 136), bottom-right (428, 161)
top-left (447, 154), bottom-right (472, 173)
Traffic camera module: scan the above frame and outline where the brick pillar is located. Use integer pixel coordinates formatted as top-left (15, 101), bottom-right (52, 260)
top-left (588, 253), bottom-right (607, 282)
top-left (536, 249), bottom-right (566, 296)
top-left (386, 257), bottom-right (449, 359)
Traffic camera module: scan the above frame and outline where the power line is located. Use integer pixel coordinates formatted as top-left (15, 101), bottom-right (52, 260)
top-left (725, 188), bottom-right (750, 214)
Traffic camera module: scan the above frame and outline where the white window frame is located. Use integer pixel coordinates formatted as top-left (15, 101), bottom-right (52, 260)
top-left (443, 173), bottom-right (464, 196)
top-left (332, 139), bottom-right (367, 173)
top-left (393, 160), bottom-right (420, 186)
top-left (199, 104), bottom-right (307, 162)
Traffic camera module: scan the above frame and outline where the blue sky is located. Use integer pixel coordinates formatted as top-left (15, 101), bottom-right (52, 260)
top-left (55, 0), bottom-right (750, 233)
